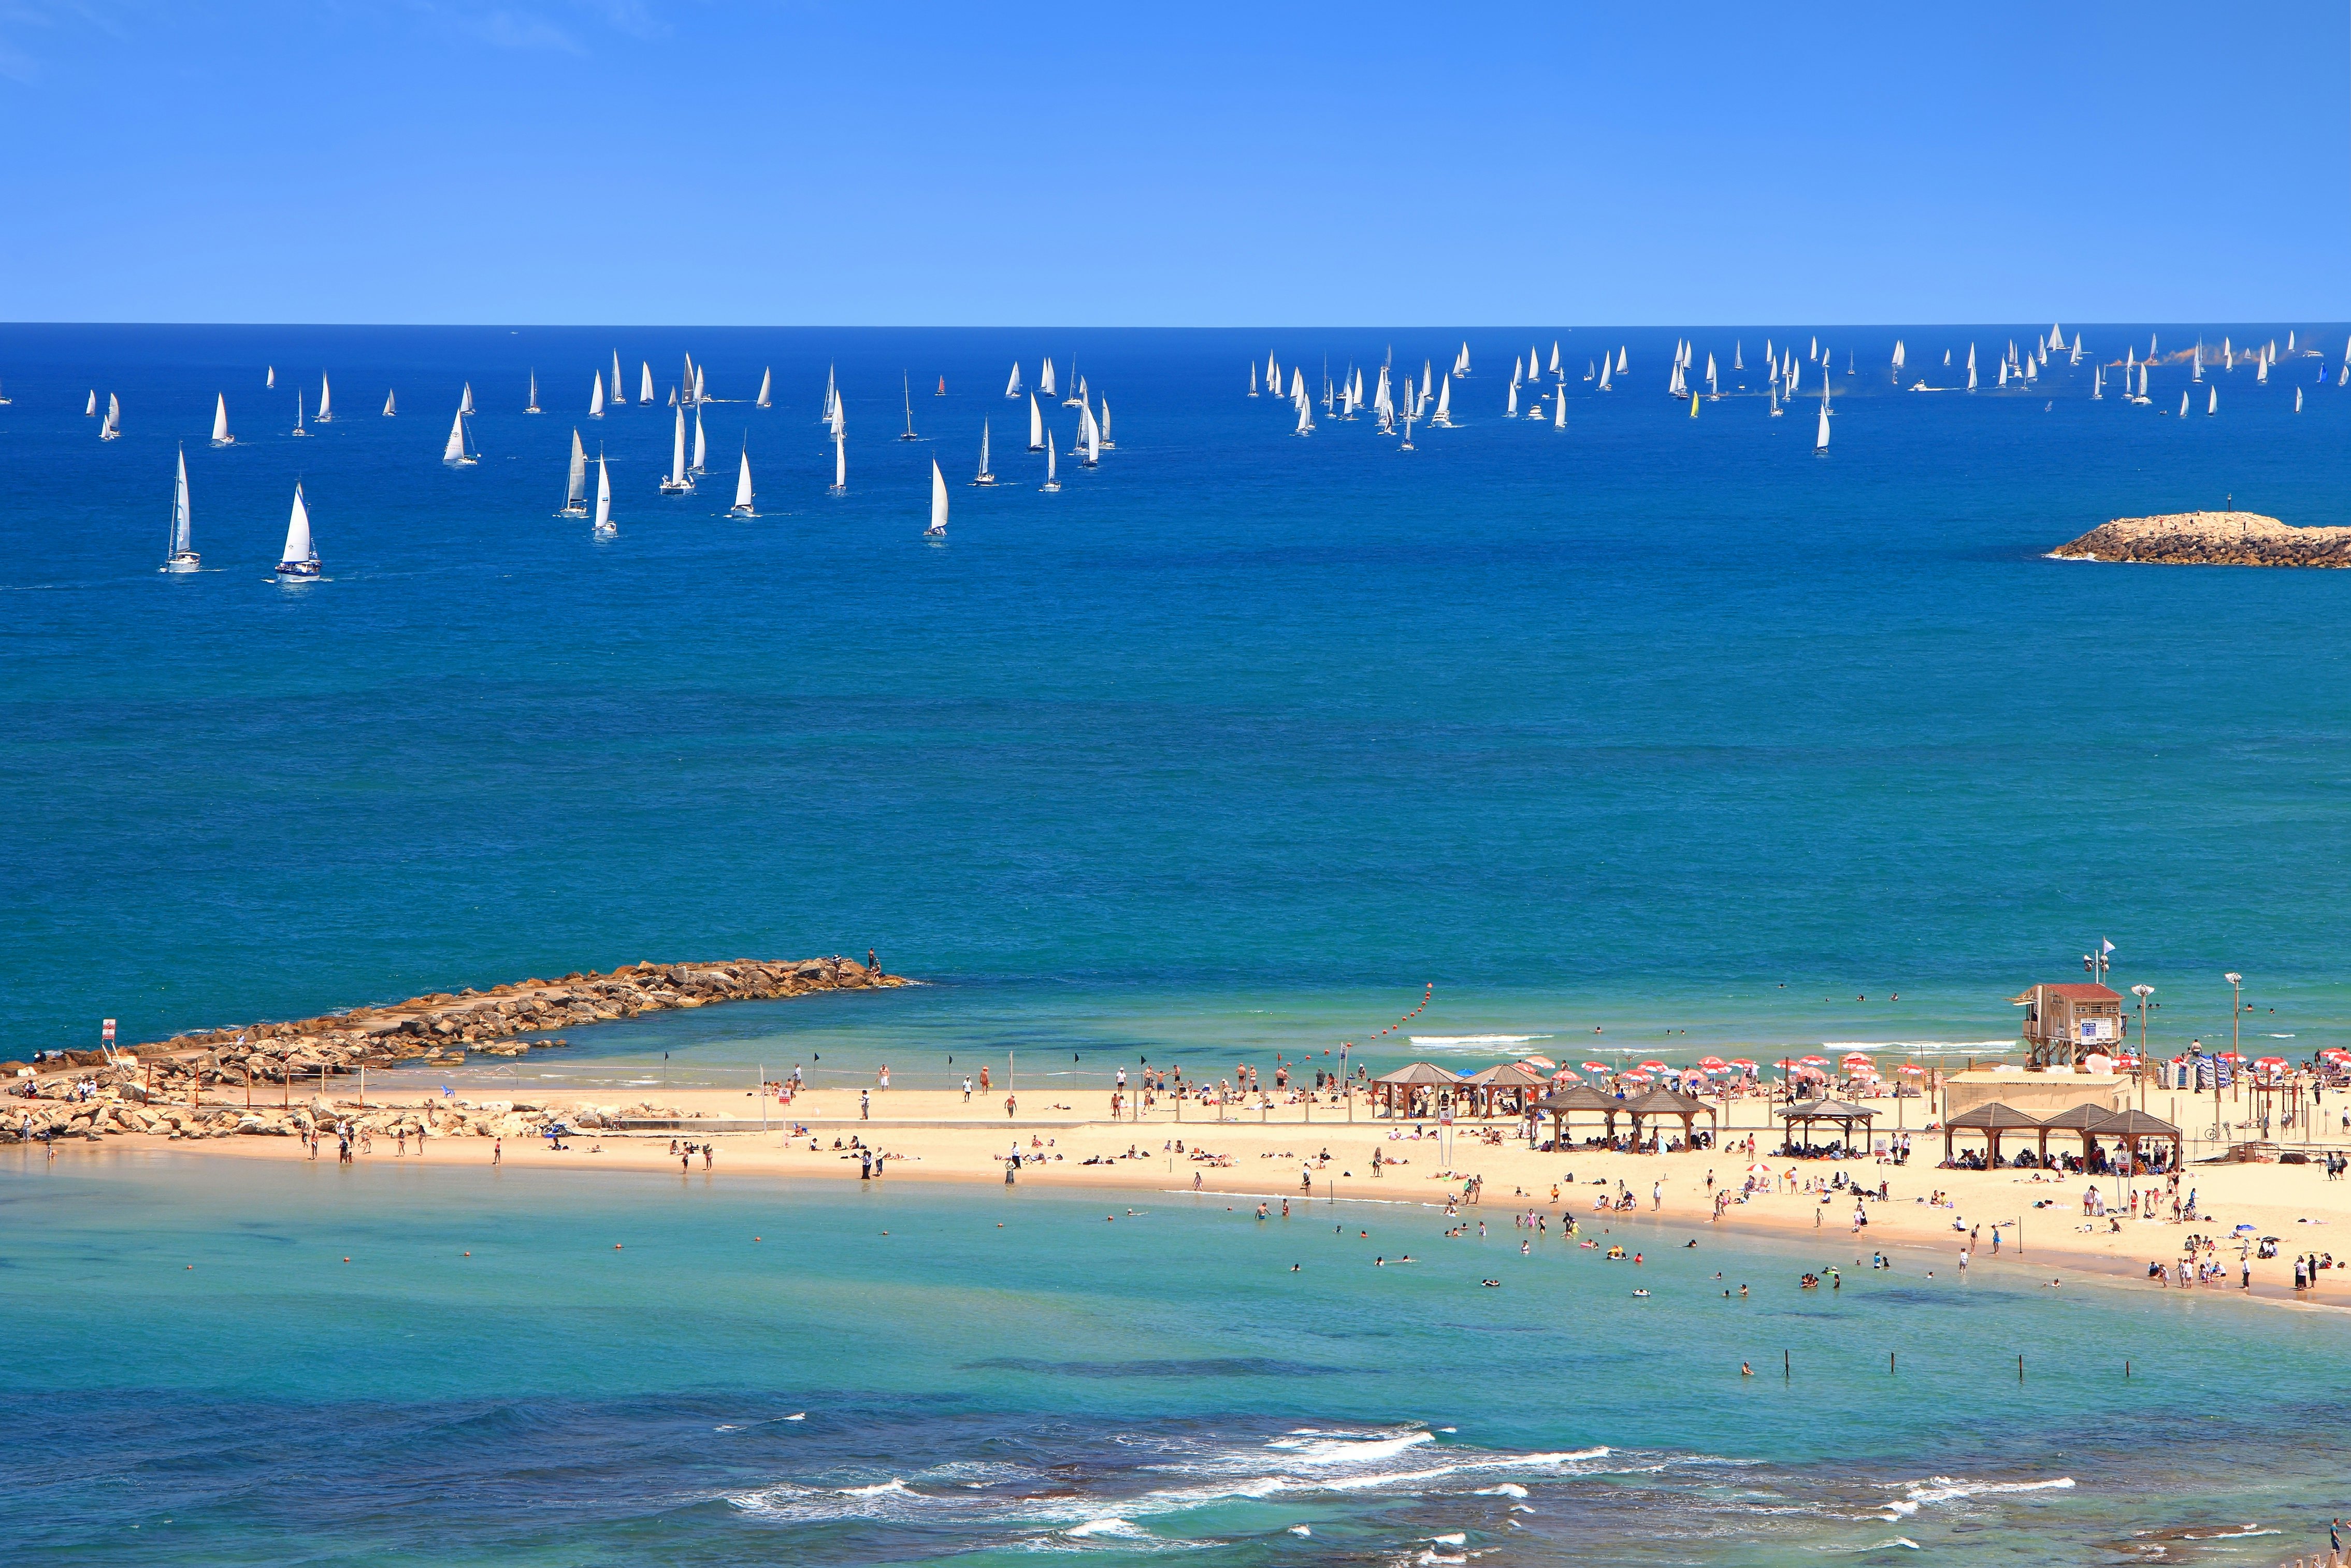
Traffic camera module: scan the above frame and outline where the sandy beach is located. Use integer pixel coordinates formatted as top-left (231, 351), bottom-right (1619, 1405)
top-left (37, 1076), bottom-right (2351, 1310)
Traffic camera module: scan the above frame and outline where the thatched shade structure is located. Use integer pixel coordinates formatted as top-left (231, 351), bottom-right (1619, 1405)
top-left (1779, 1097), bottom-right (1877, 1153)
top-left (1942, 1101), bottom-right (2042, 1167)
top-left (1371, 1062), bottom-right (1461, 1118)
top-left (1532, 1084), bottom-right (1626, 1146)
top-left (1623, 1086), bottom-right (1718, 1148)
top-left (1460, 1061), bottom-right (1547, 1118)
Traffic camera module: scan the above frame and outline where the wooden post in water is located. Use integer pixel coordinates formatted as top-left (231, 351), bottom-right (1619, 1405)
top-left (2018, 1354), bottom-right (2025, 1383)
top-left (1783, 1349), bottom-right (1790, 1381)
top-left (1890, 1351), bottom-right (1896, 1374)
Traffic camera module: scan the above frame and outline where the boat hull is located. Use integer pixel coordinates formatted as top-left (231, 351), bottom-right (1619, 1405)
top-left (275, 562), bottom-right (321, 582)
top-left (161, 553), bottom-right (200, 574)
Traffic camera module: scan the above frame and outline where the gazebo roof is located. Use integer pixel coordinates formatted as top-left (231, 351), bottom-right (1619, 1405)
top-left (1623, 1086), bottom-right (1713, 1116)
top-left (2037, 1103), bottom-right (2120, 1131)
top-left (1534, 1084), bottom-right (1624, 1113)
top-left (1462, 1061), bottom-right (1548, 1089)
top-left (1945, 1101), bottom-right (2043, 1131)
top-left (1373, 1062), bottom-right (1462, 1088)
top-left (1781, 1098), bottom-right (1877, 1121)
top-left (2098, 1109), bottom-right (2182, 1140)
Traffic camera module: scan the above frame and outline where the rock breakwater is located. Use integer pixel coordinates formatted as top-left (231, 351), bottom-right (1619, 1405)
top-left (2052, 511), bottom-right (2351, 567)
top-left (3, 956), bottom-right (904, 1144)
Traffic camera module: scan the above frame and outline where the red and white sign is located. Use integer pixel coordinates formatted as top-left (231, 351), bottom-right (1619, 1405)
top-left (101, 1019), bottom-right (116, 1041)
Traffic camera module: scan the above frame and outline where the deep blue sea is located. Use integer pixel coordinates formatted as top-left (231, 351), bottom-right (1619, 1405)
top-left (4, 324), bottom-right (2347, 1076)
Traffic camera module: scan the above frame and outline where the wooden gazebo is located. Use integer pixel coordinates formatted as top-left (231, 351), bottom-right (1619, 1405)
top-left (1779, 1097), bottom-right (1877, 1154)
top-left (2096, 1108), bottom-right (2183, 1170)
top-left (1941, 1101), bottom-right (2042, 1168)
top-left (1623, 1086), bottom-right (1719, 1149)
top-left (1371, 1062), bottom-right (1461, 1118)
top-left (1532, 1084), bottom-right (1626, 1147)
top-left (1460, 1061), bottom-right (1548, 1118)
top-left (2035, 1102), bottom-right (2120, 1165)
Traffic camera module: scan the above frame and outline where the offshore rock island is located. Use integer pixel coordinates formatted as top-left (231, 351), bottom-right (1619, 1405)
top-left (4, 956), bottom-right (904, 1144)
top-left (2052, 510), bottom-right (2351, 566)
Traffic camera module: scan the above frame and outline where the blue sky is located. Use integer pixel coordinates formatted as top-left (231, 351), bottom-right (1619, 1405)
top-left (2, 2), bottom-right (2343, 325)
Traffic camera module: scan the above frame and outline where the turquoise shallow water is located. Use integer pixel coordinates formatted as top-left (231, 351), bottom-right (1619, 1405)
top-left (2, 1154), bottom-right (2344, 1565)
top-left (5, 324), bottom-right (2351, 1069)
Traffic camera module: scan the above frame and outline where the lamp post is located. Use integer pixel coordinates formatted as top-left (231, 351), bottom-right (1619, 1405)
top-left (2131, 985), bottom-right (2154, 1114)
top-left (2224, 972), bottom-right (2243, 1154)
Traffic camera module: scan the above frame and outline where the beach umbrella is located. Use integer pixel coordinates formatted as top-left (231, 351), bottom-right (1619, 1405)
top-left (2255, 1056), bottom-right (2287, 1069)
top-left (2218, 1051), bottom-right (2245, 1062)
top-left (1897, 1063), bottom-right (1925, 1075)
top-left (1841, 1052), bottom-right (1873, 1066)
top-left (1746, 1163), bottom-right (1775, 1177)
top-left (1620, 1070), bottom-right (1653, 1083)
top-left (1773, 1057), bottom-right (1804, 1069)
top-left (1726, 1058), bottom-right (1757, 1071)
top-left (1549, 1069), bottom-right (1581, 1084)
top-left (1637, 1059), bottom-right (1669, 1070)
top-left (1519, 1055), bottom-right (1556, 1070)
top-left (1800, 1055), bottom-right (1828, 1066)
top-left (1697, 1056), bottom-right (1726, 1069)
top-left (1581, 1061), bottom-right (1610, 1073)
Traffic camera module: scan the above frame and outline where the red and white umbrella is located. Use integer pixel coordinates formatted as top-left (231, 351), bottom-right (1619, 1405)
top-left (1638, 1059), bottom-right (1669, 1070)
top-left (1581, 1061), bottom-right (1611, 1074)
top-left (1549, 1069), bottom-right (1582, 1084)
top-left (1800, 1055), bottom-right (1828, 1066)
top-left (1746, 1163), bottom-right (1776, 1177)
top-left (2218, 1051), bottom-right (2246, 1062)
top-left (1519, 1055), bottom-right (1557, 1071)
top-left (1726, 1058), bottom-right (1757, 1071)
top-left (1773, 1057), bottom-right (1804, 1070)
top-left (1897, 1063), bottom-right (1926, 1075)
top-left (1696, 1055), bottom-right (1726, 1069)
top-left (1619, 1070), bottom-right (1653, 1083)
top-left (2255, 1056), bottom-right (2287, 1069)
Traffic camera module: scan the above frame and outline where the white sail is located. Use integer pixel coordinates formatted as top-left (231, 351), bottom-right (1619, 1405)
top-left (527, 371), bottom-right (539, 412)
top-left (102, 393), bottom-right (120, 439)
top-left (1615, 346), bottom-right (1627, 374)
top-left (640, 361), bottom-right (654, 404)
top-left (1042, 435), bottom-right (1058, 489)
top-left (1435, 375), bottom-right (1452, 424)
top-left (1553, 383), bottom-right (1565, 429)
top-left (280, 482), bottom-right (315, 569)
top-left (1029, 392), bottom-right (1044, 450)
top-left (168, 447), bottom-right (194, 564)
top-left (692, 406), bottom-right (708, 473)
top-left (458, 382), bottom-right (474, 416)
top-left (682, 353), bottom-right (696, 404)
top-left (85, 389), bottom-right (97, 415)
top-left (1292, 390), bottom-right (1312, 435)
top-left (1099, 399), bottom-right (1113, 449)
top-left (1040, 357), bottom-right (1057, 397)
top-left (1705, 353), bottom-right (1718, 394)
top-left (927, 458), bottom-right (948, 535)
top-left (565, 429), bottom-right (587, 511)
top-left (2208, 385), bottom-right (2217, 416)
top-left (1005, 362), bottom-right (1021, 397)
top-left (1248, 362), bottom-right (1258, 396)
top-left (1506, 378), bottom-right (1519, 416)
top-left (665, 404), bottom-right (690, 490)
top-left (694, 364), bottom-right (706, 404)
top-left (594, 451), bottom-right (613, 532)
top-left (731, 443), bottom-right (756, 514)
top-left (590, 373), bottom-right (605, 418)
top-left (316, 373), bottom-right (333, 422)
top-left (1085, 404), bottom-right (1102, 463)
top-left (2297, 386), bottom-right (2303, 412)
top-left (756, 368), bottom-right (772, 409)
top-left (1597, 357), bottom-right (1612, 392)
top-left (383, 387), bottom-right (397, 416)
top-left (292, 389), bottom-right (307, 435)
top-left (832, 432), bottom-right (846, 492)
top-left (1814, 398), bottom-right (1830, 452)
top-left (2180, 391), bottom-right (2190, 417)
top-left (1892, 340), bottom-right (1906, 371)
top-left (1548, 341), bottom-right (1560, 374)
top-left (974, 420), bottom-right (993, 482)
top-left (265, 367), bottom-right (275, 390)
top-left (2193, 344), bottom-right (2203, 382)
top-left (211, 394), bottom-right (232, 445)
top-left (443, 408), bottom-right (471, 464)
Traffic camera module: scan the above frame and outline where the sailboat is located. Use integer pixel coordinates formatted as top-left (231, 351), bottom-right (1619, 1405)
top-left (829, 433), bottom-right (847, 494)
top-left (661, 405), bottom-right (694, 492)
top-left (275, 482), bottom-right (321, 582)
top-left (1005, 362), bottom-right (1022, 398)
top-left (1040, 429), bottom-right (1061, 491)
top-left (2179, 391), bottom-right (2189, 418)
top-left (695, 364), bottom-right (709, 402)
top-left (1768, 385), bottom-right (1782, 418)
top-left (819, 365), bottom-right (838, 423)
top-left (315, 373), bottom-right (334, 423)
top-left (756, 368), bottom-right (772, 409)
top-left (100, 393), bottom-right (121, 440)
top-left (1597, 357), bottom-right (1612, 392)
top-left (1506, 377), bottom-right (1519, 418)
top-left (691, 405), bottom-right (708, 474)
top-left (1553, 384), bottom-right (1566, 430)
top-left (526, 372), bottom-right (540, 413)
top-left (899, 375), bottom-right (920, 440)
top-left (382, 387), bottom-right (397, 416)
top-left (2208, 385), bottom-right (2218, 416)
top-left (1966, 345), bottom-right (1978, 391)
top-left (970, 420), bottom-right (997, 485)
top-left (458, 382), bottom-right (475, 417)
top-left (1247, 362), bottom-right (1259, 396)
top-left (1028, 392), bottom-right (1045, 451)
top-left (442, 406), bottom-right (478, 466)
top-left (1083, 403), bottom-right (1102, 465)
top-left (934, 375), bottom-right (946, 397)
top-left (291, 389), bottom-right (310, 436)
top-left (1814, 390), bottom-right (1831, 453)
top-left (2193, 344), bottom-right (2203, 382)
top-left (1099, 400), bottom-right (1114, 449)
top-left (1063, 361), bottom-right (1085, 408)
top-left (590, 372), bottom-right (606, 418)
top-left (1454, 342), bottom-right (1472, 377)
top-left (1292, 389), bottom-right (1313, 436)
top-left (2296, 386), bottom-right (2304, 413)
top-left (639, 362), bottom-right (654, 404)
top-left (210, 394), bottom-right (234, 447)
top-left (729, 440), bottom-right (758, 516)
top-left (1892, 340), bottom-right (1906, 379)
top-left (557, 429), bottom-right (589, 517)
top-left (926, 458), bottom-right (948, 537)
top-left (593, 449), bottom-right (615, 536)
top-left (265, 366), bottom-right (275, 390)
top-left (1548, 341), bottom-right (1561, 375)
top-left (162, 446), bottom-right (199, 572)
top-left (84, 389), bottom-right (96, 416)
top-left (1040, 358), bottom-right (1058, 398)
top-left (1432, 375), bottom-right (1453, 427)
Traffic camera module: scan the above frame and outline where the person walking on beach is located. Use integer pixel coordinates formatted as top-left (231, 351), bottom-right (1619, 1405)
top-left (963, 1076), bottom-right (973, 1103)
top-left (492, 1138), bottom-right (501, 1167)
top-left (860, 1089), bottom-right (870, 1121)
top-left (1652, 1181), bottom-right (1661, 1211)
top-left (1005, 1092), bottom-right (1017, 1119)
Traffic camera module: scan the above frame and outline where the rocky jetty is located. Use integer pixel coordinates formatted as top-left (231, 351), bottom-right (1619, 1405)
top-left (2, 956), bottom-right (903, 1144)
top-left (2052, 511), bottom-right (2351, 567)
